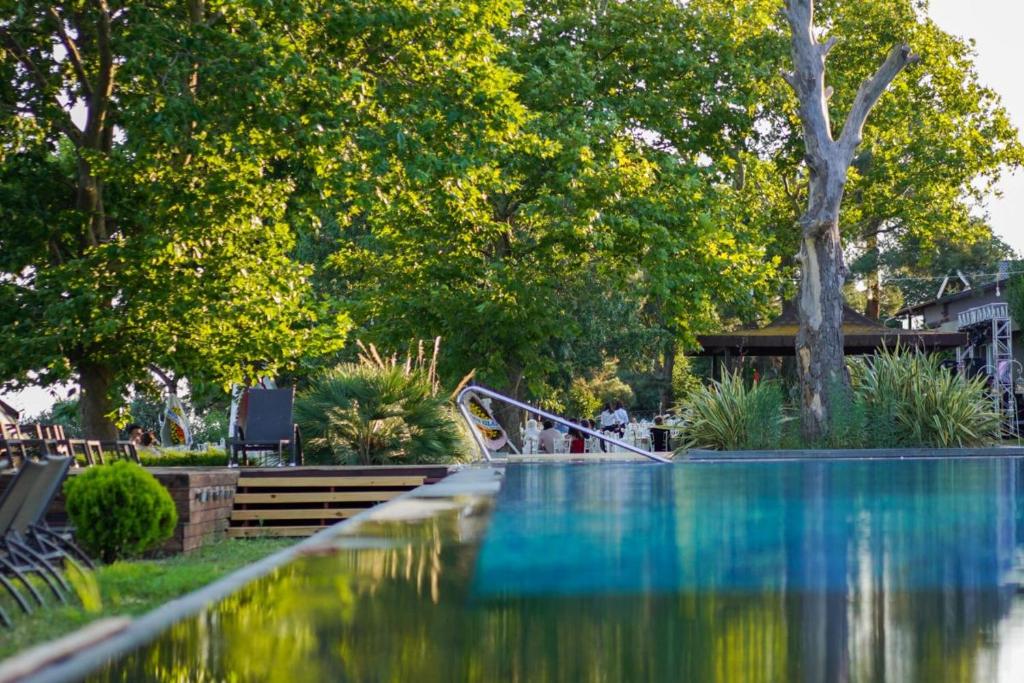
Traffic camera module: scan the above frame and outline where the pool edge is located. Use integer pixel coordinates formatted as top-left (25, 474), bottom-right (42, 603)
top-left (22, 464), bottom-right (504, 683)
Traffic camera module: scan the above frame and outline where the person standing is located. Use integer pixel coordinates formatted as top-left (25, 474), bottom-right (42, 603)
top-left (613, 401), bottom-right (628, 436)
top-left (598, 403), bottom-right (616, 451)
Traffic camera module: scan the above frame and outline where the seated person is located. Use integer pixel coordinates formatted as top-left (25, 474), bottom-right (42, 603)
top-left (650, 416), bottom-right (671, 452)
top-left (537, 420), bottom-right (562, 454)
top-left (569, 426), bottom-right (586, 454)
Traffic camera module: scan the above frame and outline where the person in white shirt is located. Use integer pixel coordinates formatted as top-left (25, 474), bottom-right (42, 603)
top-left (598, 403), bottom-right (617, 451)
top-left (538, 420), bottom-right (562, 454)
top-left (613, 401), bottom-right (628, 434)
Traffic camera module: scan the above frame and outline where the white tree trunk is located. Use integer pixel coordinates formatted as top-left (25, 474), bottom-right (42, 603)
top-left (783, 0), bottom-right (917, 440)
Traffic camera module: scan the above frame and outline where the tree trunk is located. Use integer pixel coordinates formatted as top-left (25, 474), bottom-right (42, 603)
top-left (661, 339), bottom-right (676, 410)
top-left (864, 232), bottom-right (881, 319)
top-left (795, 212), bottom-right (847, 441)
top-left (78, 362), bottom-right (119, 441)
top-left (489, 368), bottom-right (526, 450)
top-left (783, 0), bottom-right (917, 441)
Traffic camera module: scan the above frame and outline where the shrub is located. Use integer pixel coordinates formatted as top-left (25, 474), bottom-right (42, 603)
top-left (138, 449), bottom-right (228, 467)
top-left (849, 348), bottom-right (1000, 448)
top-left (678, 371), bottom-right (787, 451)
top-left (64, 461), bottom-right (178, 563)
top-left (295, 364), bottom-right (466, 465)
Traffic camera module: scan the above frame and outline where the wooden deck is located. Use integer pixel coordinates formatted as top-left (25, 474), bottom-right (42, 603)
top-left (227, 465), bottom-right (453, 538)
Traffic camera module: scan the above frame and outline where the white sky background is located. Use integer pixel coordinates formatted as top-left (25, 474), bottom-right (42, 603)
top-left (4, 1), bottom-right (1024, 418)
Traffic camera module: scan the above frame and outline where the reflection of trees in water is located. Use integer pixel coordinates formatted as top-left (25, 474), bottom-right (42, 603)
top-left (667, 459), bottom-right (1024, 683)
top-left (94, 460), bottom-right (1024, 683)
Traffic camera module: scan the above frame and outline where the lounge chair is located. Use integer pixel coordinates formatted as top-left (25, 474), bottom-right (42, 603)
top-left (0, 462), bottom-right (55, 619)
top-left (0, 459), bottom-right (79, 603)
top-left (229, 388), bottom-right (303, 466)
top-left (10, 456), bottom-right (94, 569)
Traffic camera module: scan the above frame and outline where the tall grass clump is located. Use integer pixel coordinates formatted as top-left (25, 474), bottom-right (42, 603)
top-left (678, 371), bottom-right (787, 451)
top-left (849, 348), bottom-right (1000, 448)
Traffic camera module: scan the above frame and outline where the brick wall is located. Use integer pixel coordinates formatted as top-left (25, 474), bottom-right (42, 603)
top-left (149, 468), bottom-right (239, 554)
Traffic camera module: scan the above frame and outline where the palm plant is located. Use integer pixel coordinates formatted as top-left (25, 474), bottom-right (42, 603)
top-left (295, 363), bottom-right (465, 465)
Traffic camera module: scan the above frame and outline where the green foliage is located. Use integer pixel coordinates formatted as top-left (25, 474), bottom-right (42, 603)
top-left (565, 379), bottom-right (602, 419)
top-left (848, 348), bottom-right (1001, 448)
top-left (2, 0), bottom-right (1019, 435)
top-left (1007, 274), bottom-right (1024, 332)
top-left (0, 1), bottom-right (346, 437)
top-left (563, 362), bottom-right (636, 417)
top-left (672, 355), bottom-right (706, 404)
top-left (138, 449), bottom-right (229, 468)
top-left (295, 365), bottom-right (465, 466)
top-left (679, 372), bottom-right (787, 451)
top-left (681, 351), bottom-right (1001, 451)
top-left (190, 411), bottom-right (229, 446)
top-left (64, 462), bottom-right (178, 563)
top-left (327, 0), bottom-right (781, 406)
top-left (65, 562), bottom-right (102, 615)
top-left (30, 399), bottom-right (82, 438)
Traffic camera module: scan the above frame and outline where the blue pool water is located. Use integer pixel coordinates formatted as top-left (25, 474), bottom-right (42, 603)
top-left (88, 457), bottom-right (1024, 682)
top-left (477, 460), bottom-right (1022, 596)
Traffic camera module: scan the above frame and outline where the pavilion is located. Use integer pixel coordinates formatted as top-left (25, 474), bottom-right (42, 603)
top-left (695, 301), bottom-right (965, 365)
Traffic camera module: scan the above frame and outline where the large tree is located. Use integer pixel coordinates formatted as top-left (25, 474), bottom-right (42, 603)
top-left (326, 0), bottom-right (781, 409)
top-left (781, 0), bottom-right (918, 439)
top-left (0, 2), bottom-right (336, 438)
top-left (766, 0), bottom-right (1024, 320)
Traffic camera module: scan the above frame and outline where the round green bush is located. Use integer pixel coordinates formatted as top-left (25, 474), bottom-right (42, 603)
top-left (63, 461), bottom-right (178, 563)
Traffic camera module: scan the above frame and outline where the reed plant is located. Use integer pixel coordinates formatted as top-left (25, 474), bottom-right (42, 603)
top-left (678, 371), bottom-right (787, 451)
top-left (849, 348), bottom-right (1000, 448)
top-left (677, 348), bottom-right (999, 451)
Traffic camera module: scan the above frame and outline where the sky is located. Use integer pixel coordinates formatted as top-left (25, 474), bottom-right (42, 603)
top-left (3, 1), bottom-right (1024, 419)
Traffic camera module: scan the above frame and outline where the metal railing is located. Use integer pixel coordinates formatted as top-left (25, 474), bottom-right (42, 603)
top-left (958, 302), bottom-right (1009, 329)
top-left (455, 385), bottom-right (672, 464)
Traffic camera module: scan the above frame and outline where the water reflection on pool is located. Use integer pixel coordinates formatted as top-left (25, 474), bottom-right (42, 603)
top-left (92, 459), bottom-right (1024, 682)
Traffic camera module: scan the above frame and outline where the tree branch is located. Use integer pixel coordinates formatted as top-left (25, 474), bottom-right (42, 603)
top-left (84, 0), bottom-right (117, 150)
top-left (782, 0), bottom-right (834, 156)
top-left (0, 26), bottom-right (83, 146)
top-left (819, 36), bottom-right (838, 59)
top-left (47, 6), bottom-right (93, 98)
top-left (839, 43), bottom-right (919, 154)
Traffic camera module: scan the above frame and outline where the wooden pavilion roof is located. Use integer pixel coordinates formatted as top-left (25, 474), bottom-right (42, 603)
top-left (694, 301), bottom-right (965, 357)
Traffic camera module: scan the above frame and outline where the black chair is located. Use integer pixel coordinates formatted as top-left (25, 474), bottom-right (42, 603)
top-left (650, 426), bottom-right (671, 452)
top-left (229, 388), bottom-right (303, 466)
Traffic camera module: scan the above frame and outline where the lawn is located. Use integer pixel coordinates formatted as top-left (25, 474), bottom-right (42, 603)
top-left (0, 538), bottom-right (295, 660)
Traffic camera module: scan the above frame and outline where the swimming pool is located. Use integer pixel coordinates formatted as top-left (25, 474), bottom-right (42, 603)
top-left (77, 458), bottom-right (1024, 681)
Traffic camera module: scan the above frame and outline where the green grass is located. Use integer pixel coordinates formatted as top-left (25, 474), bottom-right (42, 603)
top-left (0, 538), bottom-right (295, 660)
